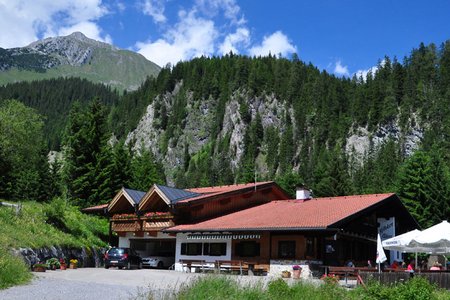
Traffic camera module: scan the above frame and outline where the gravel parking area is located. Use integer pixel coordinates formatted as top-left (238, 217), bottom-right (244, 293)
top-left (0, 268), bottom-right (323, 300)
top-left (0, 268), bottom-right (203, 300)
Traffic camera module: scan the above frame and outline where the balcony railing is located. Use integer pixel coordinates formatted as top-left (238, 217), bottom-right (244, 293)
top-left (111, 221), bottom-right (141, 232)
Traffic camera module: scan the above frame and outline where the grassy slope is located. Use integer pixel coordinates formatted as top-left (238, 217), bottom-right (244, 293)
top-left (0, 198), bottom-right (109, 289)
top-left (0, 48), bottom-right (160, 92)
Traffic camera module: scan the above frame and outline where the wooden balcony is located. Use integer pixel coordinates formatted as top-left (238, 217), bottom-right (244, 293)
top-left (111, 220), bottom-right (141, 232)
top-left (142, 219), bottom-right (175, 231)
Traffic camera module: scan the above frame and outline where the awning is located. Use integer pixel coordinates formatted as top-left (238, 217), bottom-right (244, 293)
top-left (187, 233), bottom-right (261, 240)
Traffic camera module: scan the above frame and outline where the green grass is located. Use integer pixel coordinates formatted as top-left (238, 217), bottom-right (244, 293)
top-left (0, 247), bottom-right (32, 289)
top-left (140, 276), bottom-right (450, 300)
top-left (0, 197), bottom-right (109, 289)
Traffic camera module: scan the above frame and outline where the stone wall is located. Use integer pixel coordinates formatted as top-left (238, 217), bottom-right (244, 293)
top-left (269, 259), bottom-right (324, 279)
top-left (12, 246), bottom-right (105, 268)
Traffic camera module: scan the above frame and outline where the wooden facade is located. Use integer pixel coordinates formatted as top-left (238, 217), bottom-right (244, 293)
top-left (106, 183), bottom-right (290, 249)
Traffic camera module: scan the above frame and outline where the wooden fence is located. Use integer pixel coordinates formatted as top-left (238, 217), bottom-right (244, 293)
top-left (359, 271), bottom-right (450, 289)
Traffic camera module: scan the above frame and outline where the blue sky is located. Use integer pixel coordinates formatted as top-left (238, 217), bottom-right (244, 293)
top-left (1, 0), bottom-right (450, 77)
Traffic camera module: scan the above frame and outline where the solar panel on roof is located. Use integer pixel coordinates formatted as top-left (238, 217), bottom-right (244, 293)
top-left (156, 184), bottom-right (201, 204)
top-left (123, 188), bottom-right (146, 204)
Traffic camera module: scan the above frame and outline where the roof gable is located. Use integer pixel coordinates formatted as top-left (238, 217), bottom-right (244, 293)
top-left (155, 184), bottom-right (201, 204)
top-left (123, 188), bottom-right (146, 204)
top-left (108, 187), bottom-right (146, 213)
top-left (139, 184), bottom-right (200, 211)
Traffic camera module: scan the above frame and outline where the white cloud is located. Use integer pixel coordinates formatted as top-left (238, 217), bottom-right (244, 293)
top-left (142, 0), bottom-right (167, 23)
top-left (136, 1), bottom-right (297, 66)
top-left (354, 59), bottom-right (385, 81)
top-left (219, 27), bottom-right (250, 55)
top-left (116, 2), bottom-right (126, 12)
top-left (249, 31), bottom-right (296, 57)
top-left (57, 21), bottom-right (113, 44)
top-left (334, 60), bottom-right (349, 77)
top-left (0, 0), bottom-right (109, 48)
top-left (136, 10), bottom-right (217, 66)
top-left (194, 0), bottom-right (245, 25)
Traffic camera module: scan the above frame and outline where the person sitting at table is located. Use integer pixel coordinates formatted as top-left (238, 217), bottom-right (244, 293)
top-left (391, 260), bottom-right (399, 269)
top-left (407, 260), bottom-right (415, 272)
top-left (430, 261), bottom-right (441, 271)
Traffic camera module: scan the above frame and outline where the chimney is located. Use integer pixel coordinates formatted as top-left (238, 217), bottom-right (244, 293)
top-left (296, 187), bottom-right (311, 200)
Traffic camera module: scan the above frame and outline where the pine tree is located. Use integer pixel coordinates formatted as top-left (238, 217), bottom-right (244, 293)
top-left (129, 146), bottom-right (165, 191)
top-left (63, 100), bottom-right (113, 207)
top-left (396, 150), bottom-right (438, 227)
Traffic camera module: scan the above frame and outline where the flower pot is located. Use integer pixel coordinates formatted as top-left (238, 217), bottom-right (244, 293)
top-left (33, 266), bottom-right (46, 272)
top-left (281, 271), bottom-right (291, 278)
top-left (292, 269), bottom-right (301, 279)
top-left (60, 265), bottom-right (67, 270)
top-left (69, 263), bottom-right (77, 269)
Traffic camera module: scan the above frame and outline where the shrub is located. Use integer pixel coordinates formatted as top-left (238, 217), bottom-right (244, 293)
top-left (267, 278), bottom-right (292, 299)
top-left (0, 248), bottom-right (32, 289)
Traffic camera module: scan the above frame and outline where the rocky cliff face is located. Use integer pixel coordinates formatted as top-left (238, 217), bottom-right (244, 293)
top-left (346, 114), bottom-right (424, 165)
top-left (126, 82), bottom-right (425, 184)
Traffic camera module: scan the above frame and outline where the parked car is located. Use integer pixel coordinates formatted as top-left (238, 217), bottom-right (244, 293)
top-left (142, 252), bottom-right (175, 269)
top-left (104, 247), bottom-right (142, 269)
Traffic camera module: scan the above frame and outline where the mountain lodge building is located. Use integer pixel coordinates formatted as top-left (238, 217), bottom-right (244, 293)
top-left (102, 182), bottom-right (418, 276)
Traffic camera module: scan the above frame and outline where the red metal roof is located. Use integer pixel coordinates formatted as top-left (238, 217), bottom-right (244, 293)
top-left (82, 203), bottom-right (108, 212)
top-left (186, 181), bottom-right (273, 194)
top-left (178, 181), bottom-right (279, 204)
top-left (167, 193), bottom-right (396, 232)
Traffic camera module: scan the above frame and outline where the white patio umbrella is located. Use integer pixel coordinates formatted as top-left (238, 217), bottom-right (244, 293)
top-left (382, 229), bottom-right (421, 267)
top-left (382, 229), bottom-right (422, 252)
top-left (376, 233), bottom-right (387, 273)
top-left (408, 220), bottom-right (450, 254)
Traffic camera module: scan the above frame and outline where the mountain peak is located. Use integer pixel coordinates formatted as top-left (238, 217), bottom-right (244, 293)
top-left (0, 32), bottom-right (160, 91)
top-left (25, 32), bottom-right (116, 66)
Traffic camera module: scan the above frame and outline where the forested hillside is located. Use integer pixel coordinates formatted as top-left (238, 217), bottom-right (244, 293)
top-left (0, 41), bottom-right (449, 228)
top-left (0, 78), bottom-right (119, 149)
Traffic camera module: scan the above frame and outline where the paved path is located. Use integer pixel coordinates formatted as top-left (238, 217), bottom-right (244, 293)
top-left (0, 268), bottom-right (203, 300)
top-left (0, 268), bottom-right (324, 300)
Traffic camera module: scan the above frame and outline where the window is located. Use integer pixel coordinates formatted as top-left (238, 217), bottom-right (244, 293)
top-left (203, 243), bottom-right (227, 256)
top-left (181, 243), bottom-right (202, 255)
top-left (235, 241), bottom-right (260, 257)
top-left (278, 241), bottom-right (296, 258)
top-left (305, 237), bottom-right (315, 257)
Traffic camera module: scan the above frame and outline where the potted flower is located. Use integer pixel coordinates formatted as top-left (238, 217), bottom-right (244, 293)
top-left (46, 258), bottom-right (61, 270)
top-left (281, 270), bottom-right (291, 278)
top-left (60, 258), bottom-right (67, 270)
top-left (32, 263), bottom-right (47, 272)
top-left (292, 265), bottom-right (302, 279)
top-left (321, 273), bottom-right (339, 284)
top-left (69, 259), bottom-right (78, 269)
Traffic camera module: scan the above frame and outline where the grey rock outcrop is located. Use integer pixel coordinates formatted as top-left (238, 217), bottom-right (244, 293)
top-left (12, 246), bottom-right (105, 269)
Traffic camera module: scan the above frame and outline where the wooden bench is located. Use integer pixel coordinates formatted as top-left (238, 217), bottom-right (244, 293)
top-left (384, 267), bottom-right (408, 272)
top-left (179, 259), bottom-right (207, 272)
top-left (245, 261), bottom-right (269, 275)
top-left (327, 266), bottom-right (359, 285)
top-left (215, 260), bottom-right (246, 275)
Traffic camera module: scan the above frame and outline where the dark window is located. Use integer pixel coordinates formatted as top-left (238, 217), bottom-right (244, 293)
top-left (235, 241), bottom-right (260, 257)
top-left (107, 248), bottom-right (125, 255)
top-left (305, 237), bottom-right (315, 257)
top-left (203, 243), bottom-right (227, 256)
top-left (181, 243), bottom-right (202, 255)
top-left (278, 241), bottom-right (296, 258)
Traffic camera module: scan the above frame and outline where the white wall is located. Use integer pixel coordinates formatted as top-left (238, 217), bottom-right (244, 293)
top-left (174, 233), bottom-right (232, 271)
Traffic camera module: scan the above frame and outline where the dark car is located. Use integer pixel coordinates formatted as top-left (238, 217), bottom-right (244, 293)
top-left (104, 247), bottom-right (142, 269)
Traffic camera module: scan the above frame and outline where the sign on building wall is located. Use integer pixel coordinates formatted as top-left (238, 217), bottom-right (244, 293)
top-left (377, 217), bottom-right (401, 265)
